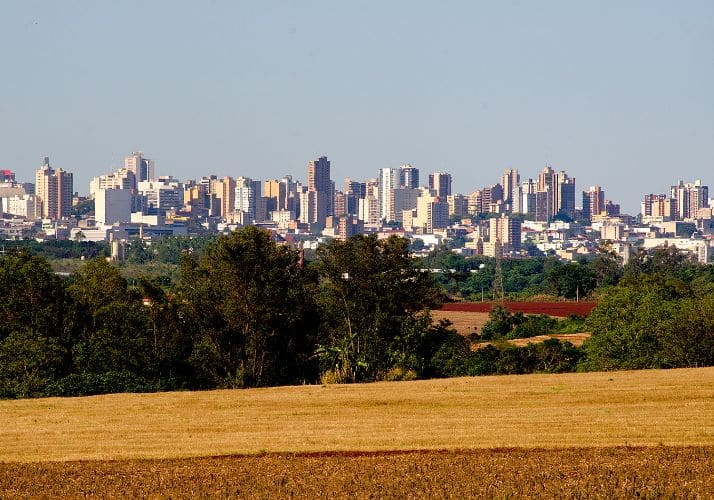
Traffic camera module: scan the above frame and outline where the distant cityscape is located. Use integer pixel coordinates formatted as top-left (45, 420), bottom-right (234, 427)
top-left (0, 152), bottom-right (712, 263)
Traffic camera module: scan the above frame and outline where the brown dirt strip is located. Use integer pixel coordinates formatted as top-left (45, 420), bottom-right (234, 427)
top-left (1, 447), bottom-right (711, 498)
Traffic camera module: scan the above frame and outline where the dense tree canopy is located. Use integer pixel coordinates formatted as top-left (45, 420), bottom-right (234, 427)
top-left (315, 235), bottom-right (445, 382)
top-left (0, 232), bottom-right (712, 399)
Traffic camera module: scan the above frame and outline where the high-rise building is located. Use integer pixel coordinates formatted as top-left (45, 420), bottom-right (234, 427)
top-left (399, 164), bottom-right (420, 189)
top-left (125, 151), bottom-right (154, 183)
top-left (447, 194), bottom-right (469, 218)
top-left (235, 176), bottom-right (257, 222)
top-left (35, 157), bottom-right (73, 220)
top-left (501, 168), bottom-right (520, 206)
top-left (389, 188), bottom-right (420, 224)
top-left (489, 214), bottom-right (522, 253)
top-left (582, 186), bottom-right (605, 221)
top-left (90, 168), bottom-right (136, 197)
top-left (4, 194), bottom-right (36, 219)
top-left (298, 189), bottom-right (316, 225)
top-left (212, 176), bottom-right (236, 219)
top-left (95, 188), bottom-right (132, 225)
top-left (642, 193), bottom-right (674, 220)
top-left (671, 179), bottom-right (709, 220)
top-left (557, 172), bottom-right (576, 219)
top-left (379, 167), bottom-right (400, 221)
top-left (307, 156), bottom-right (332, 228)
top-left (138, 177), bottom-right (182, 216)
top-left (413, 193), bottom-right (449, 233)
top-left (537, 166), bottom-right (575, 219)
top-left (428, 172), bottom-right (452, 198)
top-left (264, 179), bottom-right (287, 213)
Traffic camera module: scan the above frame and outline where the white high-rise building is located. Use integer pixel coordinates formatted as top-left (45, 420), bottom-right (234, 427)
top-left (4, 194), bottom-right (36, 219)
top-left (95, 188), bottom-right (132, 225)
top-left (235, 177), bottom-right (257, 222)
top-left (379, 167), bottom-right (400, 220)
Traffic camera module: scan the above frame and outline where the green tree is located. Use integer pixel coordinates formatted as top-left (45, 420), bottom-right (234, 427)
top-left (315, 234), bottom-right (443, 381)
top-left (580, 276), bottom-right (681, 370)
top-left (67, 259), bottom-right (153, 384)
top-left (545, 261), bottom-right (596, 299)
top-left (178, 226), bottom-right (319, 388)
top-left (0, 251), bottom-right (70, 396)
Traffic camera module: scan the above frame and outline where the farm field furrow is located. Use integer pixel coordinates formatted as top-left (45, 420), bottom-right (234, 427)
top-left (1, 447), bottom-right (711, 498)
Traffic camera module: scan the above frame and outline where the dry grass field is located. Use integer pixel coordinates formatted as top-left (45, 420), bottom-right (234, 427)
top-left (1, 368), bottom-right (712, 462)
top-left (1, 368), bottom-right (712, 497)
top-left (431, 309), bottom-right (491, 334)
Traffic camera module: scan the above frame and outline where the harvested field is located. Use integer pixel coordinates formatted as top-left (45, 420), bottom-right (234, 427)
top-left (431, 309), bottom-right (490, 334)
top-left (1, 447), bottom-right (711, 498)
top-left (430, 309), bottom-right (591, 346)
top-left (1, 368), bottom-right (712, 463)
top-left (441, 301), bottom-right (597, 317)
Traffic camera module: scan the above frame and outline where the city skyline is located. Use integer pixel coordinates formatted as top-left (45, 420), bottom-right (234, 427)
top-left (2, 2), bottom-right (714, 214)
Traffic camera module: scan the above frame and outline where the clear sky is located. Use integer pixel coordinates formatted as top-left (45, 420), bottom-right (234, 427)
top-left (1, 1), bottom-right (713, 213)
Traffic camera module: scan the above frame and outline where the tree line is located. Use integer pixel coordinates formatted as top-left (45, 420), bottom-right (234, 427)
top-left (0, 228), bottom-right (712, 399)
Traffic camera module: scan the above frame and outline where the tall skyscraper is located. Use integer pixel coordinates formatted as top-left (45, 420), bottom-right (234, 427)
top-left (307, 156), bottom-right (332, 228)
top-left (35, 157), bottom-right (73, 220)
top-left (501, 168), bottom-right (520, 206)
top-left (428, 172), bottom-right (452, 198)
top-left (537, 166), bottom-right (575, 219)
top-left (557, 172), bottom-right (576, 219)
top-left (125, 151), bottom-right (155, 184)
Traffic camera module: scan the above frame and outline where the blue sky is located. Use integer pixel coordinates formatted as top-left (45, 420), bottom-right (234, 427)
top-left (1, 1), bottom-right (713, 212)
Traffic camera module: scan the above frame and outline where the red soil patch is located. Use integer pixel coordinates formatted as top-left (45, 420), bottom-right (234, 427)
top-left (440, 301), bottom-right (596, 317)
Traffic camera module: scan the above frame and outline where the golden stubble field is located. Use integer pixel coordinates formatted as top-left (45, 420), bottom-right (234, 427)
top-left (1, 368), bottom-right (712, 497)
top-left (1, 368), bottom-right (712, 462)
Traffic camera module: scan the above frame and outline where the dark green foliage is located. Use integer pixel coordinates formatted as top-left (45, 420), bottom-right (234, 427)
top-left (544, 261), bottom-right (596, 299)
top-left (178, 226), bottom-right (320, 388)
top-left (582, 272), bottom-right (714, 371)
top-left (0, 239), bottom-right (108, 260)
top-left (0, 251), bottom-right (70, 398)
top-left (315, 235), bottom-right (444, 382)
top-left (479, 306), bottom-right (559, 341)
top-left (466, 340), bottom-right (582, 376)
top-left (0, 233), bottom-right (712, 400)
